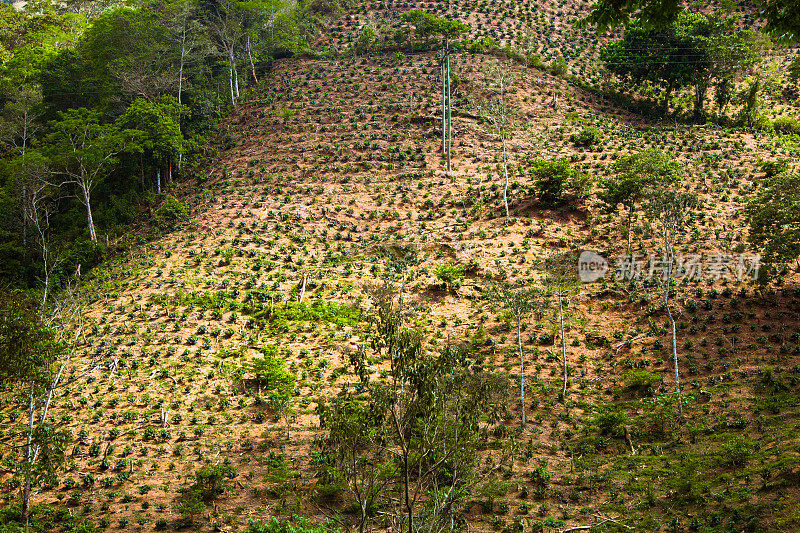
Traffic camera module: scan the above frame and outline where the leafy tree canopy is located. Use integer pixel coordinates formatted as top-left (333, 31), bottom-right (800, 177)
top-left (0, 291), bottom-right (62, 388)
top-left (580, 0), bottom-right (682, 31)
top-left (746, 171), bottom-right (800, 268)
top-left (761, 0), bottom-right (800, 41)
top-left (601, 10), bottom-right (758, 117)
top-left (116, 95), bottom-right (186, 163)
top-left (598, 148), bottom-right (681, 214)
top-left (582, 0), bottom-right (798, 43)
top-left (530, 158), bottom-right (592, 206)
top-left (400, 9), bottom-right (469, 43)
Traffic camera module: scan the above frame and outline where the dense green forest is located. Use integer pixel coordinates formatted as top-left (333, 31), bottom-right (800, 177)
top-left (0, 0), bottom-right (324, 294)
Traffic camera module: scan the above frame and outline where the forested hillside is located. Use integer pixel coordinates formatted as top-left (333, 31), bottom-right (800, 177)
top-left (1, 0), bottom-right (800, 532)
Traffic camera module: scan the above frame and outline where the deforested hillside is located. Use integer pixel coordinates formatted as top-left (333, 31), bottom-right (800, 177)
top-left (2, 0), bottom-right (800, 532)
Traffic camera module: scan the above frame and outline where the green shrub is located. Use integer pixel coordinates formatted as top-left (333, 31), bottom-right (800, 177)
top-left (468, 36), bottom-right (499, 53)
top-left (761, 158), bottom-right (790, 178)
top-left (433, 262), bottom-right (465, 290)
top-left (65, 236), bottom-right (107, 265)
top-left (790, 54), bottom-right (800, 81)
top-left (246, 517), bottom-right (335, 533)
top-left (538, 332), bottom-right (555, 345)
top-left (173, 489), bottom-right (205, 527)
top-left (530, 159), bottom-right (592, 206)
top-left (550, 56), bottom-right (567, 76)
top-left (248, 348), bottom-right (295, 395)
top-left (594, 409), bottom-right (628, 437)
top-left (154, 195), bottom-right (188, 226)
top-left (570, 126), bottom-right (602, 147)
top-left (193, 464), bottom-right (236, 501)
top-left (623, 370), bottom-right (662, 396)
top-left (252, 299), bottom-right (361, 328)
top-left (719, 434), bottom-right (755, 467)
top-left (772, 116), bottom-right (800, 134)
top-left (529, 467), bottom-right (550, 499)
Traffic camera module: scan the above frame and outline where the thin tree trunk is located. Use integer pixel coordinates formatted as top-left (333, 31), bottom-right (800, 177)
top-left (22, 185), bottom-right (27, 248)
top-left (41, 241), bottom-right (49, 308)
top-left (694, 79), bottom-right (708, 122)
top-left (269, 5), bottom-right (275, 42)
top-left (518, 315), bottom-right (525, 424)
top-left (178, 22), bottom-right (186, 105)
top-left (662, 81), bottom-right (673, 113)
top-left (501, 133), bottom-right (509, 222)
top-left (21, 111), bottom-right (28, 156)
top-left (391, 405), bottom-right (413, 533)
top-left (627, 204), bottom-right (634, 257)
top-left (227, 44), bottom-right (237, 106)
top-left (156, 168), bottom-right (161, 194)
top-left (177, 21), bottom-right (186, 171)
top-left (446, 48), bottom-right (451, 173)
top-left (35, 362), bottom-right (66, 463)
top-left (559, 293), bottom-right (567, 400)
top-left (299, 273), bottom-right (307, 303)
top-left (22, 387), bottom-right (35, 526)
top-left (82, 183), bottom-right (96, 242)
top-left (232, 48), bottom-right (240, 98)
top-left (667, 291), bottom-right (681, 415)
top-left (663, 227), bottom-right (682, 416)
top-left (229, 65), bottom-right (236, 107)
top-left (247, 34), bottom-right (258, 84)
top-left (500, 78), bottom-right (509, 223)
top-left (405, 458), bottom-right (413, 533)
top-left (23, 361), bottom-right (66, 523)
top-left (359, 500), bottom-right (367, 533)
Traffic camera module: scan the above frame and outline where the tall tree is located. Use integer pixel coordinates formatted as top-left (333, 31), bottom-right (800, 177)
top-left (530, 158), bottom-right (592, 207)
top-left (486, 281), bottom-right (540, 424)
top-left (78, 7), bottom-right (180, 103)
top-left (358, 281), bottom-right (505, 533)
top-left (600, 11), bottom-right (758, 118)
top-left (117, 96), bottom-right (186, 192)
top-left (540, 253), bottom-right (580, 401)
top-left (0, 291), bottom-right (70, 526)
top-left (580, 0), bottom-right (683, 31)
top-left (761, 0), bottom-right (800, 41)
top-left (582, 0), bottom-right (796, 34)
top-left (600, 20), bottom-right (697, 112)
top-left (45, 108), bottom-right (121, 242)
top-left (318, 394), bottom-right (394, 533)
top-left (676, 12), bottom-right (758, 120)
top-left (203, 0), bottom-right (246, 107)
top-left (0, 85), bottom-right (42, 157)
top-left (161, 0), bottom-right (207, 105)
top-left (401, 9), bottom-right (468, 172)
top-left (644, 186), bottom-right (697, 415)
top-left (598, 149), bottom-right (680, 256)
top-left (746, 171), bottom-right (800, 274)
top-left (477, 66), bottom-right (516, 222)
top-left (9, 152), bottom-right (59, 305)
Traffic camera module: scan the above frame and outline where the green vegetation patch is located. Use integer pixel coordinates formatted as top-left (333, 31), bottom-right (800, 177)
top-left (251, 299), bottom-right (362, 328)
